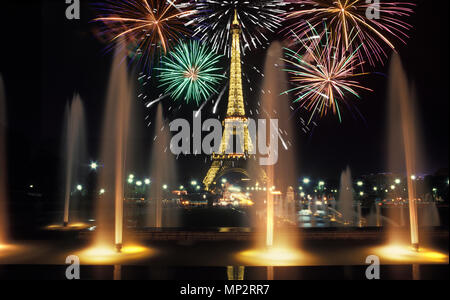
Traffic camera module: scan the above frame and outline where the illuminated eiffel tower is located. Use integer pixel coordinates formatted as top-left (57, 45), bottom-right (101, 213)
top-left (203, 11), bottom-right (264, 191)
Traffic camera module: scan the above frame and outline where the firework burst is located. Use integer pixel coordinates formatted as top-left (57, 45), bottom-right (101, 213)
top-left (157, 40), bottom-right (226, 105)
top-left (95, 0), bottom-right (196, 66)
top-left (188, 0), bottom-right (287, 56)
top-left (282, 28), bottom-right (372, 123)
top-left (284, 0), bottom-right (415, 65)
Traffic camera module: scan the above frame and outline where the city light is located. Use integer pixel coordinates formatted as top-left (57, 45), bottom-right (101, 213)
top-left (191, 180), bottom-right (197, 186)
top-left (162, 184), bottom-right (168, 190)
top-left (145, 179), bottom-right (151, 185)
top-left (136, 181), bottom-right (143, 187)
top-left (303, 178), bottom-right (310, 184)
top-left (221, 178), bottom-right (227, 183)
top-left (395, 178), bottom-right (401, 184)
top-left (318, 181), bottom-right (325, 186)
top-left (128, 174), bottom-right (134, 179)
top-left (128, 178), bottom-right (133, 184)
top-left (360, 192), bottom-right (364, 196)
top-left (357, 181), bottom-right (364, 187)
top-left (410, 175), bottom-right (417, 181)
top-left (373, 187), bottom-right (378, 191)
top-left (90, 162), bottom-right (98, 170)
top-left (99, 189), bottom-right (105, 195)
top-left (180, 185), bottom-right (184, 190)
top-left (76, 185), bottom-right (83, 191)
top-left (391, 185), bottom-right (396, 190)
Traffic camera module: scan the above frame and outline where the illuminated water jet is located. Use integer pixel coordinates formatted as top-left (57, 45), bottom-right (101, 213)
top-left (337, 167), bottom-right (355, 225)
top-left (266, 183), bottom-right (274, 248)
top-left (62, 95), bottom-right (86, 227)
top-left (148, 103), bottom-right (178, 228)
top-left (96, 43), bottom-right (133, 252)
top-left (387, 54), bottom-right (421, 250)
top-left (257, 42), bottom-right (300, 259)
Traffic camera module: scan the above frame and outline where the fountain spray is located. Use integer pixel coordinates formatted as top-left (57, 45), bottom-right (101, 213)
top-left (388, 54), bottom-right (420, 251)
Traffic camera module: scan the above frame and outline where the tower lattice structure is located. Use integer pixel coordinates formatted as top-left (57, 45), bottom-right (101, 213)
top-left (203, 11), bottom-right (259, 191)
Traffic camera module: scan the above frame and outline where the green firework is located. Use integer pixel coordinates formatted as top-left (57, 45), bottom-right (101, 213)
top-left (157, 40), bottom-right (225, 105)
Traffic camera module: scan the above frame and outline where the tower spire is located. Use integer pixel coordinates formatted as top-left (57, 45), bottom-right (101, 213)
top-left (226, 9), bottom-right (245, 117)
top-left (233, 9), bottom-right (239, 25)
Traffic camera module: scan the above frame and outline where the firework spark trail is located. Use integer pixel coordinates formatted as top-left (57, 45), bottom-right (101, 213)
top-left (212, 84), bottom-right (228, 114)
top-left (282, 25), bottom-right (372, 124)
top-left (145, 93), bottom-right (171, 108)
top-left (94, 0), bottom-right (196, 67)
top-left (157, 40), bottom-right (225, 105)
top-left (188, 0), bottom-right (288, 56)
top-left (284, 0), bottom-right (415, 65)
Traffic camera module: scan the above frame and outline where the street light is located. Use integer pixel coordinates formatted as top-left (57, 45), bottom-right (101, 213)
top-left (90, 162), bottom-right (98, 170)
top-left (410, 175), bottom-right (417, 181)
top-left (136, 181), bottom-right (143, 187)
top-left (76, 185), bottom-right (83, 191)
top-left (99, 189), bottom-right (105, 195)
top-left (303, 178), bottom-right (310, 184)
top-left (395, 179), bottom-right (401, 185)
top-left (145, 179), bottom-right (151, 185)
top-left (357, 181), bottom-right (364, 187)
top-left (191, 180), bottom-right (198, 186)
top-left (162, 184), bottom-right (168, 190)
top-left (318, 181), bottom-right (325, 187)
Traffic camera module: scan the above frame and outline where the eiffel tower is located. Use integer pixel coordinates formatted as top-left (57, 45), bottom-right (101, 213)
top-left (203, 11), bottom-right (266, 191)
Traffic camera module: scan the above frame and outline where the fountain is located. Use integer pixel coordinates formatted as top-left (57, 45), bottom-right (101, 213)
top-left (0, 74), bottom-right (9, 246)
top-left (62, 95), bottom-right (87, 227)
top-left (266, 169), bottom-right (274, 248)
top-left (95, 44), bottom-right (133, 252)
top-left (337, 167), bottom-right (355, 225)
top-left (148, 103), bottom-right (177, 228)
top-left (387, 54), bottom-right (421, 250)
top-left (238, 42), bottom-right (303, 266)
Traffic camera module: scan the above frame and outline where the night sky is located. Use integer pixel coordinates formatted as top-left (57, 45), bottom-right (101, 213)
top-left (0, 0), bottom-right (448, 194)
